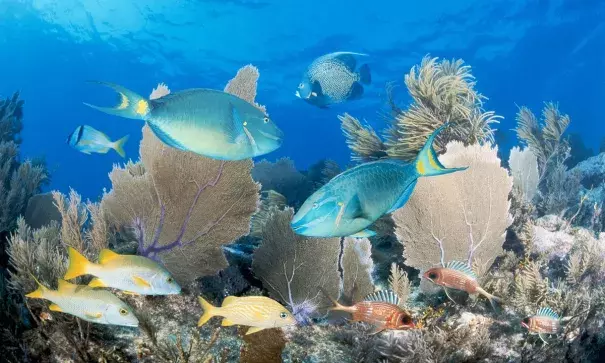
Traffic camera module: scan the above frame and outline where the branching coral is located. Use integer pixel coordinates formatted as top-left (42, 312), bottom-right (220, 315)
top-left (101, 126), bottom-right (259, 286)
top-left (223, 64), bottom-right (266, 114)
top-left (340, 237), bottom-right (375, 304)
top-left (509, 146), bottom-right (540, 204)
top-left (0, 92), bottom-right (24, 144)
top-left (393, 141), bottom-right (513, 274)
top-left (339, 113), bottom-right (388, 162)
top-left (388, 263), bottom-right (411, 308)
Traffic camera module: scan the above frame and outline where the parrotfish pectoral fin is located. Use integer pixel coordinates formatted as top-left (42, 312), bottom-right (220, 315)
top-left (84, 81), bottom-right (149, 120)
top-left (415, 124), bottom-right (468, 177)
top-left (349, 229), bottom-right (376, 238)
top-left (227, 103), bottom-right (247, 144)
top-left (112, 135), bottom-right (129, 158)
top-left (358, 64), bottom-right (371, 85)
top-left (348, 82), bottom-right (364, 100)
top-left (245, 326), bottom-right (265, 335)
top-left (387, 179), bottom-right (418, 213)
top-left (64, 247), bottom-right (93, 280)
top-left (197, 296), bottom-right (217, 327)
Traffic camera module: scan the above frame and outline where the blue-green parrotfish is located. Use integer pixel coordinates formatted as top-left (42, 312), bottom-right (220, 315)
top-left (295, 51), bottom-right (371, 108)
top-left (67, 125), bottom-right (129, 157)
top-left (26, 277), bottom-right (139, 327)
top-left (83, 81), bottom-right (283, 160)
top-left (64, 247), bottom-right (181, 296)
top-left (291, 125), bottom-right (466, 237)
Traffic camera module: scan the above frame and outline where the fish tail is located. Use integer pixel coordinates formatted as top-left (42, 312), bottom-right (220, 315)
top-left (63, 247), bottom-right (94, 280)
top-left (415, 124), bottom-right (468, 177)
top-left (112, 134), bottom-right (130, 158)
top-left (84, 81), bottom-right (150, 120)
top-left (25, 274), bottom-right (49, 299)
top-left (477, 287), bottom-right (502, 312)
top-left (197, 296), bottom-right (218, 327)
top-left (318, 287), bottom-right (353, 313)
top-left (358, 63), bottom-right (371, 85)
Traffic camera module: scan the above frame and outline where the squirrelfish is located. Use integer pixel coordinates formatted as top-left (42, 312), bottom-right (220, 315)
top-left (296, 51), bottom-right (371, 108)
top-left (521, 307), bottom-right (561, 344)
top-left (291, 124), bottom-right (466, 237)
top-left (84, 81), bottom-right (283, 160)
top-left (67, 125), bottom-right (129, 157)
top-left (64, 247), bottom-right (181, 296)
top-left (197, 295), bottom-right (296, 335)
top-left (25, 278), bottom-right (138, 327)
top-left (423, 261), bottom-right (501, 310)
top-left (323, 289), bottom-right (415, 333)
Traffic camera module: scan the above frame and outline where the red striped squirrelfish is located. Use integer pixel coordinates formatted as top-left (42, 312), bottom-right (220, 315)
top-left (521, 307), bottom-right (561, 344)
top-left (423, 261), bottom-right (501, 310)
top-left (323, 289), bottom-right (416, 333)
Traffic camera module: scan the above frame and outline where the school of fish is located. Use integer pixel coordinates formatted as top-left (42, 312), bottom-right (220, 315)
top-left (26, 51), bottom-right (553, 344)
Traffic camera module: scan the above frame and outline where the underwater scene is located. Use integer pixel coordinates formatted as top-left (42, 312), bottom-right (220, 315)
top-left (1, 0), bottom-right (605, 362)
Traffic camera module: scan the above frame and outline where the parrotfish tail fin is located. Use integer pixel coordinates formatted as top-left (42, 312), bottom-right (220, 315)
top-left (197, 296), bottom-right (217, 327)
top-left (25, 274), bottom-right (48, 299)
top-left (415, 124), bottom-right (468, 177)
top-left (63, 247), bottom-right (93, 280)
top-left (112, 135), bottom-right (129, 158)
top-left (358, 64), bottom-right (371, 85)
top-left (84, 81), bottom-right (150, 120)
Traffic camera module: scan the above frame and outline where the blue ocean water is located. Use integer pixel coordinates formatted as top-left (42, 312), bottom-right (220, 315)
top-left (1, 0), bottom-right (603, 200)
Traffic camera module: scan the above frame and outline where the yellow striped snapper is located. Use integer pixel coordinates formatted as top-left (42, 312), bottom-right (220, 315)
top-left (26, 278), bottom-right (138, 327)
top-left (197, 295), bottom-right (296, 335)
top-left (64, 247), bottom-right (181, 296)
top-left (67, 125), bottom-right (129, 157)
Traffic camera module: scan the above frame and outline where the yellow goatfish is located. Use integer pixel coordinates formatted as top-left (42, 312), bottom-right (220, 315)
top-left (197, 296), bottom-right (297, 335)
top-left (26, 277), bottom-right (138, 327)
top-left (64, 247), bottom-right (181, 295)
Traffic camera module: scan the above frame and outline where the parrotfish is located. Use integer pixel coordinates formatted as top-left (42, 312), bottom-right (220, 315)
top-left (291, 124), bottom-right (465, 237)
top-left (197, 295), bottom-right (297, 335)
top-left (322, 289), bottom-right (415, 333)
top-left (84, 81), bottom-right (283, 160)
top-left (296, 51), bottom-right (371, 108)
top-left (64, 247), bottom-right (181, 296)
top-left (25, 277), bottom-right (138, 327)
top-left (67, 125), bottom-right (129, 157)
top-left (521, 307), bottom-right (561, 344)
top-left (423, 261), bottom-right (502, 311)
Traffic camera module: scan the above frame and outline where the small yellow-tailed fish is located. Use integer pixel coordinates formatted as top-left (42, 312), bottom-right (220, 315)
top-left (64, 247), bottom-right (181, 296)
top-left (67, 125), bottom-right (129, 157)
top-left (25, 277), bottom-right (138, 327)
top-left (197, 295), bottom-right (297, 335)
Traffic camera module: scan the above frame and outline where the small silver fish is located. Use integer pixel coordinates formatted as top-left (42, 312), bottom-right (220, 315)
top-left (296, 51), bottom-right (371, 108)
top-left (67, 125), bottom-right (129, 157)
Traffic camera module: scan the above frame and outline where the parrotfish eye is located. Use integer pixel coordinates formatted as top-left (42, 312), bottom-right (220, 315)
top-left (312, 202), bottom-right (318, 209)
top-left (243, 121), bottom-right (248, 126)
top-left (280, 312), bottom-right (288, 319)
top-left (119, 308), bottom-right (129, 316)
top-left (263, 117), bottom-right (269, 123)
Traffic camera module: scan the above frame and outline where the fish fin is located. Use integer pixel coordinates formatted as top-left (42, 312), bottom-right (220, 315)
top-left (25, 274), bottom-right (49, 299)
top-left (149, 83), bottom-right (171, 100)
top-left (344, 194), bottom-right (368, 220)
top-left (387, 179), bottom-right (418, 213)
top-left (132, 275), bottom-right (151, 288)
top-left (538, 333), bottom-right (549, 344)
top-left (64, 247), bottom-right (93, 280)
top-left (319, 287), bottom-right (354, 313)
top-left (147, 122), bottom-right (188, 151)
top-left (349, 229), bottom-right (376, 238)
top-left (333, 53), bottom-right (358, 71)
top-left (245, 326), bottom-right (265, 335)
top-left (112, 135), bottom-right (129, 158)
top-left (358, 63), bottom-right (371, 85)
top-left (197, 296), bottom-right (217, 327)
top-left (88, 278), bottom-right (108, 288)
top-left (445, 261), bottom-right (477, 280)
top-left (221, 318), bottom-right (236, 327)
top-left (364, 290), bottom-right (401, 306)
top-left (221, 296), bottom-right (237, 307)
top-left (536, 307), bottom-right (559, 319)
top-left (443, 287), bottom-right (463, 305)
top-left (81, 150), bottom-right (92, 155)
top-left (415, 124), bottom-right (468, 177)
top-left (348, 82), bottom-right (364, 100)
top-left (122, 291), bottom-right (140, 296)
top-left (84, 81), bottom-right (149, 120)
top-left (57, 279), bottom-right (78, 292)
top-left (227, 103), bottom-right (246, 143)
top-left (98, 248), bottom-right (120, 264)
top-left (369, 326), bottom-right (386, 335)
top-left (49, 303), bottom-right (63, 312)
top-left (85, 312), bottom-right (103, 319)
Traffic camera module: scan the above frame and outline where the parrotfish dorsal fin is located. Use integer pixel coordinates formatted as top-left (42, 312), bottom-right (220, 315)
top-left (537, 307), bottom-right (559, 319)
top-left (222, 296), bottom-right (237, 307)
top-left (98, 248), bottom-right (120, 265)
top-left (57, 279), bottom-right (79, 292)
top-left (363, 290), bottom-right (401, 306)
top-left (445, 261), bottom-right (477, 280)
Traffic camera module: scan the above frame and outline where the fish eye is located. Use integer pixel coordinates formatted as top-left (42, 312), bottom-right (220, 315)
top-left (299, 83), bottom-right (304, 88)
top-left (119, 308), bottom-right (128, 316)
top-left (428, 272), bottom-right (438, 280)
top-left (280, 312), bottom-right (288, 319)
top-left (312, 202), bottom-right (318, 209)
top-left (167, 277), bottom-right (174, 283)
top-left (401, 316), bottom-right (411, 324)
top-left (263, 117), bottom-right (269, 123)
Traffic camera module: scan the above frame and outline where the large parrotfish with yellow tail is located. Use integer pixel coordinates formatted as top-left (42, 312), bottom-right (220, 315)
top-left (64, 247), bottom-right (181, 296)
top-left (83, 81), bottom-right (283, 160)
top-left (25, 277), bottom-right (139, 327)
top-left (291, 124), bottom-right (466, 237)
top-left (197, 295), bottom-right (297, 335)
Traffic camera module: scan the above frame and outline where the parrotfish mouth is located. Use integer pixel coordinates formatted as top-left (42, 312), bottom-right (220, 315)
top-left (258, 129), bottom-right (282, 141)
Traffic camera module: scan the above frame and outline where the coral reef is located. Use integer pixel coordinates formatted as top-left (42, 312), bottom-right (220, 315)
top-left (509, 146), bottom-right (540, 204)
